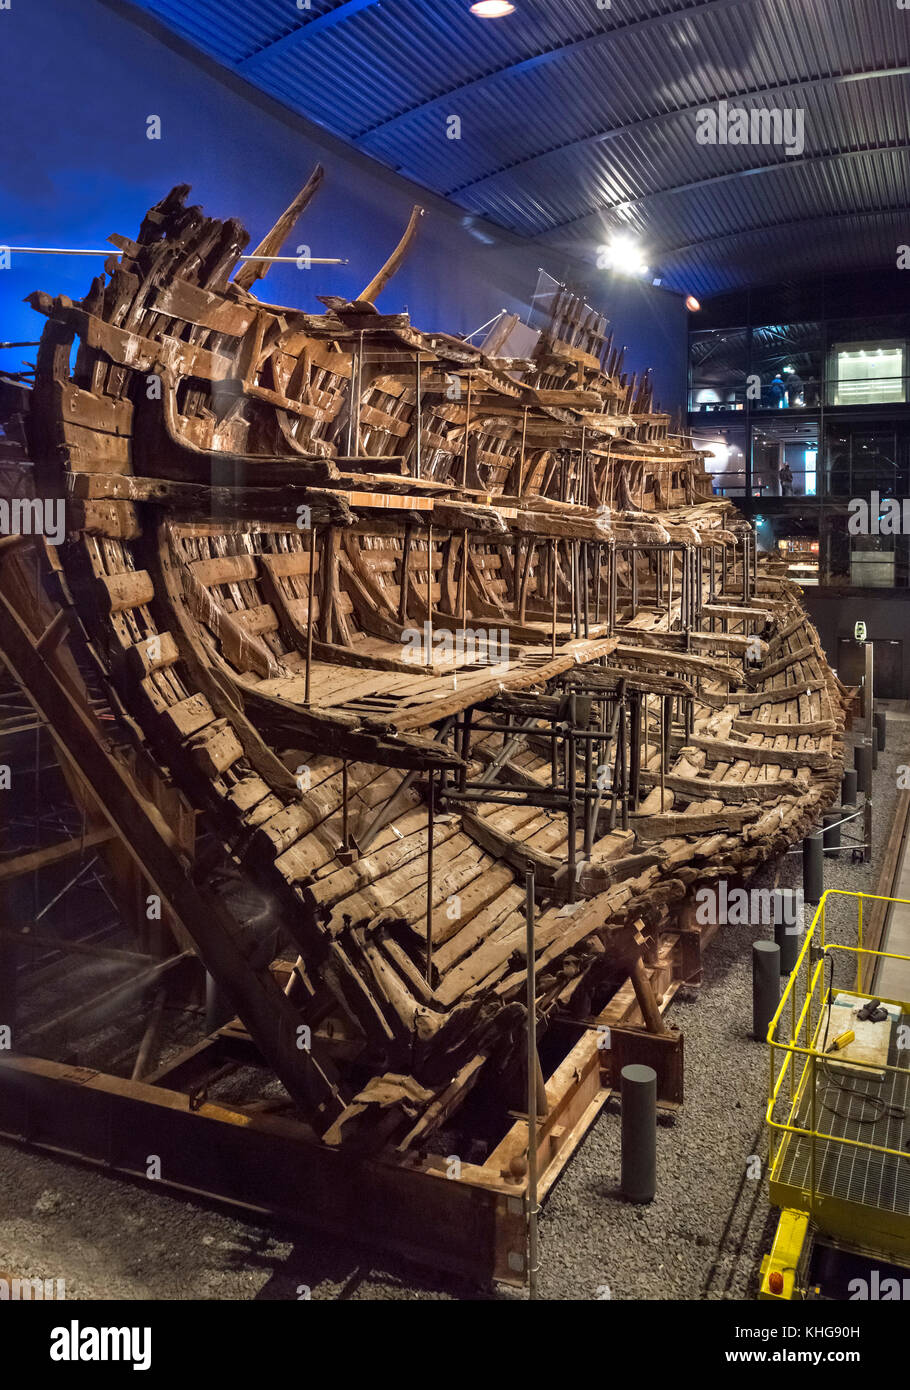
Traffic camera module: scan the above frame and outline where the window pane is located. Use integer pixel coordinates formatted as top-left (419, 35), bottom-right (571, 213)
top-left (751, 416), bottom-right (819, 497)
top-left (692, 424), bottom-right (747, 496)
top-left (829, 341), bottom-right (906, 406)
top-left (689, 328), bottom-right (748, 412)
top-left (750, 323), bottom-right (823, 411)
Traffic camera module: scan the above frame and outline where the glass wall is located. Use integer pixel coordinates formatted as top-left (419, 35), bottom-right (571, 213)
top-left (823, 425), bottom-right (907, 498)
top-left (691, 423), bottom-right (747, 495)
top-left (751, 417), bottom-right (819, 497)
top-left (687, 285), bottom-right (910, 587)
top-left (750, 322), bottom-right (824, 411)
top-left (828, 340), bottom-right (906, 406)
top-left (688, 312), bottom-right (910, 413)
top-left (688, 328), bottom-right (749, 412)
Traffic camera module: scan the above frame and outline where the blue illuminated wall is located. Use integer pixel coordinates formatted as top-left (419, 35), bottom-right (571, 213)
top-left (0, 0), bottom-right (687, 411)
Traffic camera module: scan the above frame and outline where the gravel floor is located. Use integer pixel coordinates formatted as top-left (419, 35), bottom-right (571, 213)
top-left (1, 717), bottom-right (906, 1301)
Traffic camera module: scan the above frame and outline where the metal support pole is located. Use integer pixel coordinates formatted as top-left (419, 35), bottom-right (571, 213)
top-left (752, 940), bottom-right (780, 1041)
top-left (525, 865), bottom-right (540, 1299)
top-left (462, 374), bottom-right (472, 488)
top-left (620, 1064), bottom-right (657, 1203)
top-left (620, 696), bottom-right (629, 831)
top-left (582, 542), bottom-right (590, 639)
top-left (426, 524), bottom-right (433, 653)
top-left (583, 703), bottom-right (594, 859)
top-left (353, 329), bottom-right (364, 457)
top-left (414, 350), bottom-right (422, 480)
top-left (862, 638), bottom-right (874, 865)
top-left (425, 771), bottom-right (435, 983)
top-left (567, 692), bottom-right (577, 901)
top-left (570, 542), bottom-right (579, 638)
top-left (304, 522), bottom-right (316, 707)
top-left (629, 690), bottom-right (641, 811)
top-left (459, 708), bottom-right (472, 793)
top-left (608, 540), bottom-right (617, 636)
top-left (659, 693), bottom-right (666, 806)
top-left (594, 543), bottom-right (602, 626)
top-left (550, 539), bottom-right (558, 658)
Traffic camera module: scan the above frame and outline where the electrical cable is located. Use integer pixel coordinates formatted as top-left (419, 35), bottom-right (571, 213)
top-left (818, 951), bottom-right (906, 1126)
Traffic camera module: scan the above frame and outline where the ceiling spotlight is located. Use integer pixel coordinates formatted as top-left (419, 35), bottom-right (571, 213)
top-left (601, 235), bottom-right (649, 277)
top-left (685, 295), bottom-right (701, 312)
top-left (470, 0), bottom-right (515, 15)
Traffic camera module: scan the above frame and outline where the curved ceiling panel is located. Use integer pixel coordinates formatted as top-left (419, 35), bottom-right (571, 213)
top-left (119, 0), bottom-right (910, 296)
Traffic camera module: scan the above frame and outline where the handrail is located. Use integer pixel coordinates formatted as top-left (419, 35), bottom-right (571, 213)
top-left (766, 889), bottom-right (910, 1199)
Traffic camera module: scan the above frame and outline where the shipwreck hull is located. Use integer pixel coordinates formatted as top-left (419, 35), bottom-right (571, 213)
top-left (10, 183), bottom-right (848, 1151)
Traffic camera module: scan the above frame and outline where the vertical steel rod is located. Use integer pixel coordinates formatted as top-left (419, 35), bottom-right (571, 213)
top-left (304, 521), bottom-right (316, 707)
top-left (550, 539), bottom-right (558, 658)
top-left (426, 524), bottom-right (433, 655)
top-left (425, 770), bottom-right (435, 983)
top-left (567, 691), bottom-right (577, 901)
top-left (462, 374), bottom-right (472, 487)
top-left (525, 864), bottom-right (539, 1300)
top-left (414, 349), bottom-right (422, 480)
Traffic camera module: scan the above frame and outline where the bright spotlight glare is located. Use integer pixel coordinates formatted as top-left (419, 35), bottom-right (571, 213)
top-left (602, 235), bottom-right (648, 277)
top-left (470, 0), bottom-right (515, 15)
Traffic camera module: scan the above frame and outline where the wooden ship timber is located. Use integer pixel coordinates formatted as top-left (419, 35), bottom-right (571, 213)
top-left (6, 174), bottom-right (848, 1171)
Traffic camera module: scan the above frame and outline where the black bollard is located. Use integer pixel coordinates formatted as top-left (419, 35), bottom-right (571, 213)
top-left (874, 710), bottom-right (887, 753)
top-left (802, 831), bottom-right (824, 904)
top-left (857, 742), bottom-right (873, 799)
top-left (772, 888), bottom-right (802, 976)
top-left (620, 1064), bottom-right (657, 1204)
top-left (823, 810), bottom-right (842, 858)
top-left (753, 940), bottom-right (781, 1041)
top-left (841, 767), bottom-right (857, 807)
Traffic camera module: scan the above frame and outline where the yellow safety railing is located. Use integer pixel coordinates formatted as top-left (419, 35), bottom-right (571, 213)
top-left (766, 889), bottom-right (910, 1219)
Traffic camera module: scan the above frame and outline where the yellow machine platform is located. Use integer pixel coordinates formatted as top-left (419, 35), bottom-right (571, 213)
top-left (764, 891), bottom-right (910, 1293)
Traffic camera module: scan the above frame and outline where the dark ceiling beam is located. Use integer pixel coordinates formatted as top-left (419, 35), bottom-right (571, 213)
top-left (238, 0), bottom-right (381, 71)
top-left (534, 142), bottom-right (910, 238)
top-left (448, 64), bottom-right (910, 196)
top-left (354, 0), bottom-right (751, 138)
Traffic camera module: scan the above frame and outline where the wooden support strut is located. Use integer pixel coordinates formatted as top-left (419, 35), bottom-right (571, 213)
top-left (0, 585), bottom-right (344, 1122)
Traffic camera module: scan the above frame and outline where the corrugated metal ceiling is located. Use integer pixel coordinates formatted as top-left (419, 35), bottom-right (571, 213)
top-left (118, 0), bottom-right (910, 297)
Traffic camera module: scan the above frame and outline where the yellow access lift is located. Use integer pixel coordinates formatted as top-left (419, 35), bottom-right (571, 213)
top-left (761, 890), bottom-right (910, 1299)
